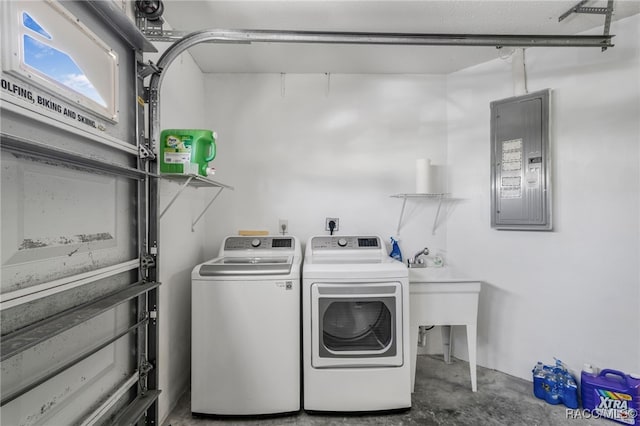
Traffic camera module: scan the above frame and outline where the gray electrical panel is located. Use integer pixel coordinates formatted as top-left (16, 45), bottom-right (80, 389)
top-left (490, 89), bottom-right (552, 230)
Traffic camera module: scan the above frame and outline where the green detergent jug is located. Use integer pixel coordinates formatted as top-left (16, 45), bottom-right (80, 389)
top-left (159, 129), bottom-right (216, 177)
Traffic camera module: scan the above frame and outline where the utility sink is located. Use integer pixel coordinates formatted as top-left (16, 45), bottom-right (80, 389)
top-left (408, 266), bottom-right (481, 393)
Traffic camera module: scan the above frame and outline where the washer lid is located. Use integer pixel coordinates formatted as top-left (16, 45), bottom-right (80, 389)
top-left (198, 256), bottom-right (293, 276)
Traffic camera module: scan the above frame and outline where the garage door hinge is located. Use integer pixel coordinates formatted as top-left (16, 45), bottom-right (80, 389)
top-left (139, 143), bottom-right (156, 161)
top-left (141, 253), bottom-right (156, 272)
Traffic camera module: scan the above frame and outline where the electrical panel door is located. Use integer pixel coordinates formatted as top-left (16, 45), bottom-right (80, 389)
top-left (490, 90), bottom-right (551, 230)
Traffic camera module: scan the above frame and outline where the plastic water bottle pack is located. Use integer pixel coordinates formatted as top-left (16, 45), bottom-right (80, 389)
top-left (532, 359), bottom-right (578, 409)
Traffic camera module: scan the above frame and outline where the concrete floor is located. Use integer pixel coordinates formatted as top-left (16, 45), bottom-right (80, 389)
top-left (163, 355), bottom-right (600, 426)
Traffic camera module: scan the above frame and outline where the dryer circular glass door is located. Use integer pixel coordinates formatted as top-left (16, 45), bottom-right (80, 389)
top-left (321, 299), bottom-right (393, 353)
top-left (310, 282), bottom-right (403, 368)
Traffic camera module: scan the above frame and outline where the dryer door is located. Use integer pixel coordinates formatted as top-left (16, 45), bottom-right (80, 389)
top-left (311, 282), bottom-right (403, 368)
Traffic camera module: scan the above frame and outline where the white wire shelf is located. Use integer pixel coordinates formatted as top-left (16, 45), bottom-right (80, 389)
top-left (390, 193), bottom-right (450, 236)
top-left (159, 173), bottom-right (234, 230)
top-left (160, 173), bottom-right (234, 189)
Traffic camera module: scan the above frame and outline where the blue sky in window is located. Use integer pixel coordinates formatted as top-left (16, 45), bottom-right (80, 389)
top-left (23, 12), bottom-right (51, 39)
top-left (22, 13), bottom-right (107, 107)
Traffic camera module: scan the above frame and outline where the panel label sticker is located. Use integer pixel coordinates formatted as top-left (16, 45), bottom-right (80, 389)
top-left (500, 138), bottom-right (523, 199)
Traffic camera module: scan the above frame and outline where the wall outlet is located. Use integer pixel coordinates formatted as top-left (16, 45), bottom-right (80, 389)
top-left (325, 217), bottom-right (339, 232)
top-left (279, 219), bottom-right (288, 235)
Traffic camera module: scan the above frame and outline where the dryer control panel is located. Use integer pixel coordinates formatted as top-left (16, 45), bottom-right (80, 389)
top-left (224, 236), bottom-right (294, 250)
top-left (311, 236), bottom-right (380, 250)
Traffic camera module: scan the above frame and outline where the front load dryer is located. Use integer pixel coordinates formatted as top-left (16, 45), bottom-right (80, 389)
top-left (302, 235), bottom-right (411, 412)
top-left (191, 235), bottom-right (301, 416)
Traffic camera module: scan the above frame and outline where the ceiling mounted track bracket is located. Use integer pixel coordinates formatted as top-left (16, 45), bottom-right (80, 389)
top-left (142, 29), bottom-right (191, 42)
top-left (559, 0), bottom-right (615, 51)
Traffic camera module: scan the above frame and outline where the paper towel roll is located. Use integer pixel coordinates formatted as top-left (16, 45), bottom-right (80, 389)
top-left (416, 158), bottom-right (432, 193)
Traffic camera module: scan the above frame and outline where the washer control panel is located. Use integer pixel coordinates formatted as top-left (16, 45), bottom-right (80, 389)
top-left (224, 236), bottom-right (294, 250)
top-left (311, 236), bottom-right (380, 250)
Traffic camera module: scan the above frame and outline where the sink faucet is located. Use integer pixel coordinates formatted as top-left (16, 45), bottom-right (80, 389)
top-left (408, 247), bottom-right (429, 268)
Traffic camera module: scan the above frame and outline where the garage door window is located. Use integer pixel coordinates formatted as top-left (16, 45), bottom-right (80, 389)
top-left (2, 1), bottom-right (119, 121)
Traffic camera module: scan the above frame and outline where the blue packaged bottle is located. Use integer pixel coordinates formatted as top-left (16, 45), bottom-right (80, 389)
top-left (389, 237), bottom-right (402, 262)
top-left (533, 362), bottom-right (547, 399)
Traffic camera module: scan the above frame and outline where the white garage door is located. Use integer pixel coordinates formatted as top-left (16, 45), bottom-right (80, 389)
top-left (1, 1), bottom-right (159, 424)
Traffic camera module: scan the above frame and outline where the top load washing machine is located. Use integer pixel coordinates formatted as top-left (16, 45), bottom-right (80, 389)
top-left (302, 235), bottom-right (411, 412)
top-left (191, 235), bottom-right (301, 416)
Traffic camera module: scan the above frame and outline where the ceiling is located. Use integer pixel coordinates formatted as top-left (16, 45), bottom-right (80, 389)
top-left (159, 0), bottom-right (640, 74)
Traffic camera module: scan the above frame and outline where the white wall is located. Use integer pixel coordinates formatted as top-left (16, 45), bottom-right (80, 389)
top-left (202, 73), bottom-right (449, 259)
top-left (145, 45), bottom-right (209, 422)
top-left (445, 15), bottom-right (640, 380)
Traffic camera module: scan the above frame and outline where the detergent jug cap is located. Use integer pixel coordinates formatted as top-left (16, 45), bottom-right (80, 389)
top-left (583, 363), bottom-right (595, 374)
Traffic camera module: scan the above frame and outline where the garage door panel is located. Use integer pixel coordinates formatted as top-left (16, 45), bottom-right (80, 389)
top-left (1, 303), bottom-right (134, 392)
top-left (0, 1), bottom-right (156, 423)
top-left (1, 154), bottom-right (138, 295)
top-left (0, 105), bottom-right (138, 166)
top-left (0, 269), bottom-right (138, 336)
top-left (1, 315), bottom-right (136, 426)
